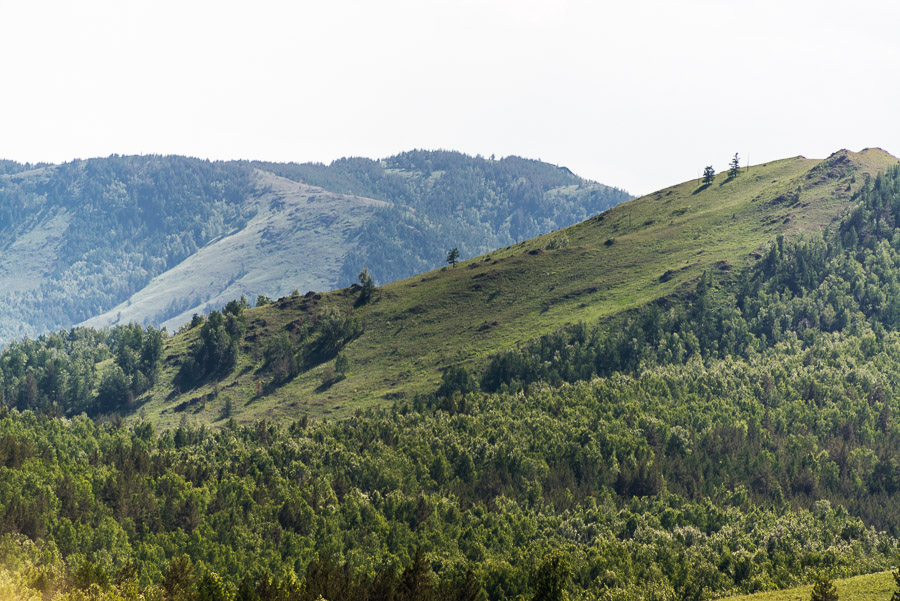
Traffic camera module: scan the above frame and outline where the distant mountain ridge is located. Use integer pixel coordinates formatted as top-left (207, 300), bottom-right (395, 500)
top-left (0, 151), bottom-right (630, 341)
top-left (248, 150), bottom-right (630, 284)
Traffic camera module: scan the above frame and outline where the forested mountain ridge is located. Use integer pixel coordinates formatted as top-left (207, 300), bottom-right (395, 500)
top-left (249, 150), bottom-right (630, 285)
top-left (123, 148), bottom-right (897, 427)
top-left (0, 156), bottom-right (256, 341)
top-left (0, 151), bottom-right (627, 342)
top-left (4, 149), bottom-right (900, 601)
top-left (0, 149), bottom-right (892, 426)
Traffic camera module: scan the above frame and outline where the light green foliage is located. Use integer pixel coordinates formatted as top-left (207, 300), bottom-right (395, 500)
top-left (719, 571), bottom-right (894, 601)
top-left (2, 328), bottom-right (900, 599)
top-left (196, 572), bottom-right (232, 601)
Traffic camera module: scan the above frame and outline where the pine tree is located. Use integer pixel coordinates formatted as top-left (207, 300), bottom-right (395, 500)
top-left (729, 153), bottom-right (741, 179)
top-left (446, 247), bottom-right (460, 267)
top-left (357, 267), bottom-right (375, 304)
top-left (810, 573), bottom-right (838, 601)
top-left (703, 165), bottom-right (715, 185)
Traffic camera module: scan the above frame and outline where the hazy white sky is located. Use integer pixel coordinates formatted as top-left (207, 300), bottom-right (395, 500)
top-left (2, 0), bottom-right (899, 195)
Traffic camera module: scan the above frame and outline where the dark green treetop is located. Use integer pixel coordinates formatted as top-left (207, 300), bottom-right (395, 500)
top-left (446, 247), bottom-right (460, 267)
top-left (729, 153), bottom-right (741, 178)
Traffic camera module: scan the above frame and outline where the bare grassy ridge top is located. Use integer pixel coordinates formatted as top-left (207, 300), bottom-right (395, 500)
top-left (140, 149), bottom-right (899, 428)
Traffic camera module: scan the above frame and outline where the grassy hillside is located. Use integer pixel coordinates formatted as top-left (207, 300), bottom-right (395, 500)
top-left (717, 571), bottom-right (895, 601)
top-left (135, 149), bottom-right (897, 428)
top-left (0, 151), bottom-right (627, 343)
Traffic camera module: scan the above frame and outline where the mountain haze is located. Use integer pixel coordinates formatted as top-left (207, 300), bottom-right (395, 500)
top-left (81, 170), bottom-right (390, 331)
top-left (0, 151), bottom-right (629, 341)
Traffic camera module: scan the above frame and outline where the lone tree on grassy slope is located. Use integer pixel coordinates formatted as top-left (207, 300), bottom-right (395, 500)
top-left (447, 247), bottom-right (460, 267)
top-left (728, 153), bottom-right (741, 179)
top-left (357, 267), bottom-right (375, 305)
top-left (702, 165), bottom-right (715, 185)
top-left (810, 573), bottom-right (838, 601)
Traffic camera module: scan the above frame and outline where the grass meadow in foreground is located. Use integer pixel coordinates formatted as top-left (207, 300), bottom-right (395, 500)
top-left (718, 571), bottom-right (895, 601)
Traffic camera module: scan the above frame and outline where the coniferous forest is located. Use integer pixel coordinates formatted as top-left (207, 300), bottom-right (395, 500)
top-left (4, 164), bottom-right (900, 600)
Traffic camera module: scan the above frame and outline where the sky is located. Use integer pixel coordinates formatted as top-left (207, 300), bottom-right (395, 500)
top-left (2, 0), bottom-right (899, 195)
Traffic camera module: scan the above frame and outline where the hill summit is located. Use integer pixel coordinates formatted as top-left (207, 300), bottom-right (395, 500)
top-left (3, 148), bottom-right (894, 426)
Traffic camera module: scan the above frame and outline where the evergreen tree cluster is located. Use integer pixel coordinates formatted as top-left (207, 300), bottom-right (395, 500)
top-left (0, 377), bottom-right (894, 601)
top-left (0, 324), bottom-right (164, 417)
top-left (260, 305), bottom-right (361, 387)
top-left (472, 166), bottom-right (900, 399)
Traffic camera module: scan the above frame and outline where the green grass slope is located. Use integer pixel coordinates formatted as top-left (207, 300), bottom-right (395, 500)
top-left (717, 570), bottom-right (895, 601)
top-left (138, 149), bottom-right (897, 428)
